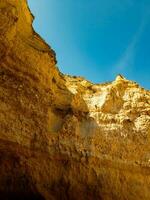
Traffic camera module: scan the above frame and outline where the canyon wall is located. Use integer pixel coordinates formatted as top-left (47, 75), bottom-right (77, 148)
top-left (0, 0), bottom-right (150, 199)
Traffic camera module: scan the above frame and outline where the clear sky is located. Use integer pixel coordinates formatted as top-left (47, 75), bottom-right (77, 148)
top-left (28, 0), bottom-right (150, 89)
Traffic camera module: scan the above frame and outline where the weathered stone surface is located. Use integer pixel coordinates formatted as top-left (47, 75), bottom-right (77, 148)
top-left (0, 0), bottom-right (150, 199)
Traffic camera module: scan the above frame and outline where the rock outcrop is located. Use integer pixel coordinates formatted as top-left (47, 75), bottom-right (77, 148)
top-left (0, 0), bottom-right (150, 199)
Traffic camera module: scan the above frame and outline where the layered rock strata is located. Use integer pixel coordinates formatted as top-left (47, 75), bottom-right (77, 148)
top-left (0, 0), bottom-right (150, 199)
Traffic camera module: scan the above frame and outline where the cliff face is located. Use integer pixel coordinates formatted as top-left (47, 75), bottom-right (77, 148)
top-left (0, 0), bottom-right (150, 199)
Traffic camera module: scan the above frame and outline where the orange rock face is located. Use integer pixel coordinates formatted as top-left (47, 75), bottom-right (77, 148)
top-left (0, 0), bottom-right (150, 199)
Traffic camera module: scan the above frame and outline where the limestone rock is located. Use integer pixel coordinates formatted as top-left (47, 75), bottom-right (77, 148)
top-left (0, 0), bottom-right (150, 199)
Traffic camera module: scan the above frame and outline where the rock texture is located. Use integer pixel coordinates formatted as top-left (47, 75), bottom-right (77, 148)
top-left (0, 0), bottom-right (150, 199)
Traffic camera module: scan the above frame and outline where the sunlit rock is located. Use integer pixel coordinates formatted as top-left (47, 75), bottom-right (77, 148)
top-left (0, 0), bottom-right (150, 199)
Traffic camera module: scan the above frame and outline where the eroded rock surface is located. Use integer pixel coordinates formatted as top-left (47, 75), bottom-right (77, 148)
top-left (0, 0), bottom-right (150, 199)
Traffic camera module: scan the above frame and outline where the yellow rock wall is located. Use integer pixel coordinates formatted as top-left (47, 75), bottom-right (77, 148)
top-left (0, 0), bottom-right (150, 199)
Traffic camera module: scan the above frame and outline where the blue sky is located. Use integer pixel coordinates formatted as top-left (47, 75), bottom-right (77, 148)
top-left (28, 0), bottom-right (150, 89)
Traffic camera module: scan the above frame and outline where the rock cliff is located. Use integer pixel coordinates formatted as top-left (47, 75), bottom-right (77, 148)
top-left (0, 0), bottom-right (150, 199)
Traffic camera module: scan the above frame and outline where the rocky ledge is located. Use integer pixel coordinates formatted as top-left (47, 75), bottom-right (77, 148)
top-left (0, 0), bottom-right (150, 199)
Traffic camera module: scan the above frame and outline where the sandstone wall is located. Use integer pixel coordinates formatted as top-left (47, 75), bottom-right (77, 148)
top-left (0, 0), bottom-right (150, 199)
